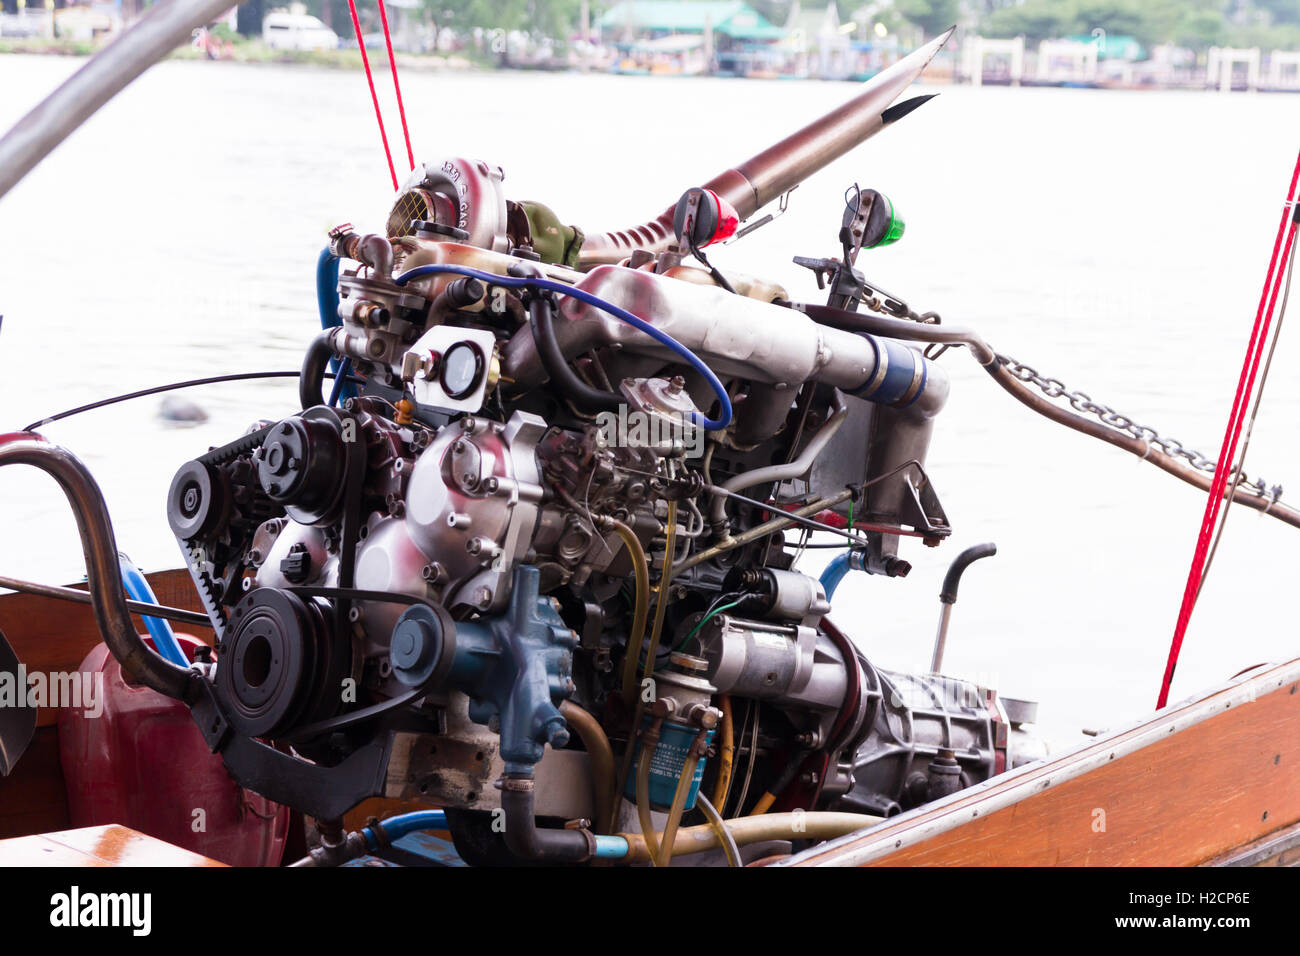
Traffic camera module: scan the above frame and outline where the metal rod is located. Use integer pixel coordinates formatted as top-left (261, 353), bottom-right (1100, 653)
top-left (0, 0), bottom-right (237, 200)
top-left (707, 485), bottom-right (868, 545)
top-left (0, 574), bottom-right (211, 628)
top-left (675, 490), bottom-right (856, 575)
top-left (930, 604), bottom-right (953, 674)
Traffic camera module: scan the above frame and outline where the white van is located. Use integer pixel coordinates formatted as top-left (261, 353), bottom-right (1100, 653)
top-left (262, 10), bottom-right (339, 51)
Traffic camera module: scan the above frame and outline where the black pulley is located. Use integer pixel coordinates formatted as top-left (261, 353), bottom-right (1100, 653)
top-left (167, 459), bottom-right (227, 541)
top-left (254, 407), bottom-right (348, 526)
top-left (216, 588), bottom-right (345, 739)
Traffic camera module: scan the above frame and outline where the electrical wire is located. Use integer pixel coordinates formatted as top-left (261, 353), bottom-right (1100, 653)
top-left (672, 597), bottom-right (742, 655)
top-left (22, 370), bottom-right (363, 432)
top-left (393, 263), bottom-right (733, 430)
top-left (733, 699), bottom-right (761, 816)
top-left (688, 240), bottom-right (737, 295)
top-left (328, 357), bottom-right (353, 408)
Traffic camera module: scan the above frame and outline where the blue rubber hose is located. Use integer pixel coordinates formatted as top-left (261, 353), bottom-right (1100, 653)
top-left (393, 263), bottom-right (733, 430)
top-left (327, 357), bottom-right (352, 408)
top-left (820, 549), bottom-right (866, 600)
top-left (316, 247), bottom-right (356, 404)
top-left (361, 810), bottom-right (449, 850)
top-left (594, 835), bottom-right (630, 859)
top-left (117, 554), bottom-right (189, 668)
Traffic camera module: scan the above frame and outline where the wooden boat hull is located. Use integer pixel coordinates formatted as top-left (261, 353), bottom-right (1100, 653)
top-left (2, 568), bottom-right (1297, 866)
top-left (783, 658), bottom-right (1300, 866)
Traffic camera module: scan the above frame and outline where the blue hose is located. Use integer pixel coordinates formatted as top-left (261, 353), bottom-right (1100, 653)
top-left (117, 555), bottom-right (189, 668)
top-left (361, 809), bottom-right (625, 861)
top-left (594, 835), bottom-right (629, 859)
top-left (361, 810), bottom-right (449, 850)
top-left (327, 357), bottom-right (352, 408)
top-left (316, 247), bottom-right (357, 404)
top-left (819, 549), bottom-right (866, 601)
top-left (393, 263), bottom-right (733, 430)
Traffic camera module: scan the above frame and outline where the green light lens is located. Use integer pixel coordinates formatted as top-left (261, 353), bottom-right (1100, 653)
top-left (868, 194), bottom-right (905, 248)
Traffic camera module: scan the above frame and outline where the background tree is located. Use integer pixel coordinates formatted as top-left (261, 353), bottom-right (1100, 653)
top-left (236, 0), bottom-right (265, 37)
top-left (894, 0), bottom-right (960, 37)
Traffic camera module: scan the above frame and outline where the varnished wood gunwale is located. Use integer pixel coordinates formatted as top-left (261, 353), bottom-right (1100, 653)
top-left (782, 659), bottom-right (1300, 866)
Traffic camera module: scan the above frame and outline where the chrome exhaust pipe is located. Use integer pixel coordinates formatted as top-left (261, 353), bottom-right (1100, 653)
top-left (578, 27), bottom-right (954, 268)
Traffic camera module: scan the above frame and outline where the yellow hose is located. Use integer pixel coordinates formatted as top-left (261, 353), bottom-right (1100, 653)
top-left (655, 750), bottom-right (699, 867)
top-left (609, 504), bottom-right (675, 833)
top-left (710, 694), bottom-right (735, 810)
top-left (615, 811), bottom-right (882, 864)
top-left (696, 794), bottom-right (742, 868)
top-left (749, 791), bottom-right (777, 816)
top-left (635, 728), bottom-right (662, 865)
top-left (612, 518), bottom-right (652, 704)
top-left (640, 500), bottom-right (677, 691)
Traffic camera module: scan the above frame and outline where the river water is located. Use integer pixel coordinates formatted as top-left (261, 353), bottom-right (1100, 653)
top-left (1, 54), bottom-right (1297, 747)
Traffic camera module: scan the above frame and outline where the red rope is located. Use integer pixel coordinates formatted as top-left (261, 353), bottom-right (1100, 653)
top-left (1157, 151), bottom-right (1300, 708)
top-left (375, 0), bottom-right (414, 172)
top-left (345, 0), bottom-right (398, 191)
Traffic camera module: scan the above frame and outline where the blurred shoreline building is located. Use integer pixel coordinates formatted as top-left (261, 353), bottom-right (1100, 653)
top-left (2, 0), bottom-right (1298, 92)
top-left (598, 0), bottom-right (786, 76)
top-left (778, 1), bottom-right (850, 79)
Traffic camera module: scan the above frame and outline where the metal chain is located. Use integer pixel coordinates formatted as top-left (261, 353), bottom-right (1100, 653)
top-left (995, 353), bottom-right (1284, 503)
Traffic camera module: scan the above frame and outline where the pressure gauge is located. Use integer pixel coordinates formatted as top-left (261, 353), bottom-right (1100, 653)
top-left (440, 341), bottom-right (485, 400)
top-left (404, 327), bottom-right (497, 414)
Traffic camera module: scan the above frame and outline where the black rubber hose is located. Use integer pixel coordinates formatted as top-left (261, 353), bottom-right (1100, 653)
top-left (765, 746), bottom-right (809, 802)
top-left (300, 329), bottom-right (336, 410)
top-left (500, 775), bottom-right (595, 864)
top-left (527, 295), bottom-right (623, 414)
top-left (939, 543), bottom-right (997, 605)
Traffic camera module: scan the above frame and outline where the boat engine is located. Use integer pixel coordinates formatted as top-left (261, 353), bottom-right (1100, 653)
top-left (164, 42), bottom-right (1043, 865)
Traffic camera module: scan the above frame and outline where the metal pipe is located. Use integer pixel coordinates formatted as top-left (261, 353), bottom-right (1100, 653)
top-left (0, 0), bottom-right (238, 201)
top-left (931, 605), bottom-right (954, 676)
top-left (710, 393), bottom-right (848, 528)
top-left (560, 700), bottom-right (617, 836)
top-left (930, 543), bottom-right (997, 673)
top-left (0, 574), bottom-right (211, 628)
top-left (0, 439), bottom-right (196, 701)
top-left (803, 301), bottom-right (1300, 530)
top-left (800, 303), bottom-right (998, 367)
top-left (577, 29), bottom-right (954, 267)
top-left (985, 363), bottom-right (1300, 530)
